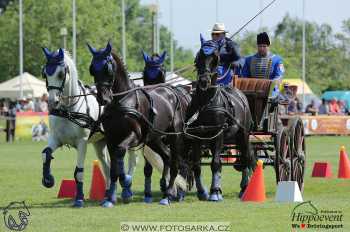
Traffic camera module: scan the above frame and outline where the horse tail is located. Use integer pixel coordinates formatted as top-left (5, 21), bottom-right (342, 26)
top-left (178, 152), bottom-right (194, 191)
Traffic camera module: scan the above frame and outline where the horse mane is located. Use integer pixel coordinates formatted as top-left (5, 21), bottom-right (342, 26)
top-left (63, 50), bottom-right (78, 84)
top-left (111, 51), bottom-right (135, 91)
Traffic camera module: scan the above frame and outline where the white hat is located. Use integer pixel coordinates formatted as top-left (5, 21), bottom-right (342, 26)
top-left (210, 23), bottom-right (228, 34)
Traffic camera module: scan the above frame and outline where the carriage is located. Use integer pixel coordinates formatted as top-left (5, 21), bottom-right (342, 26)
top-left (199, 77), bottom-right (306, 192)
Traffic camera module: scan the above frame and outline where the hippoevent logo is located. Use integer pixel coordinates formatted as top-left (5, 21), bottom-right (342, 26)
top-left (2, 201), bottom-right (30, 231)
top-left (291, 201), bottom-right (343, 230)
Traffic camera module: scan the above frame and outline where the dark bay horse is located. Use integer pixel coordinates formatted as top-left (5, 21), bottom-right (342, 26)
top-left (186, 36), bottom-right (256, 200)
top-left (88, 42), bottom-right (191, 206)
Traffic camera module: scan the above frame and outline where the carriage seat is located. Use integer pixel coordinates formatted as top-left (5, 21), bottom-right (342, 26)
top-left (232, 76), bottom-right (274, 130)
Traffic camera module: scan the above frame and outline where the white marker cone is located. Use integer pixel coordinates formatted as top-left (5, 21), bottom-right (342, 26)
top-left (275, 181), bottom-right (303, 203)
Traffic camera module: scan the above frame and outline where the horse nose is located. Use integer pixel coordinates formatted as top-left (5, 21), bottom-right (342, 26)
top-left (199, 78), bottom-right (209, 90)
top-left (48, 101), bottom-right (59, 111)
top-left (48, 96), bottom-right (60, 110)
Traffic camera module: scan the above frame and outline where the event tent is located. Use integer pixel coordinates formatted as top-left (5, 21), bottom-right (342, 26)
top-left (0, 72), bottom-right (47, 99)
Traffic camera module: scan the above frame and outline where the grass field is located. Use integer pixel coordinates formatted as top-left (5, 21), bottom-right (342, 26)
top-left (0, 136), bottom-right (350, 232)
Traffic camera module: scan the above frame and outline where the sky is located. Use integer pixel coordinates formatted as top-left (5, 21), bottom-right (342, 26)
top-left (140, 0), bottom-right (350, 51)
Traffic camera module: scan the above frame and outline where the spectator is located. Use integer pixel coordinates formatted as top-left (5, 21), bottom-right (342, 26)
top-left (16, 99), bottom-right (23, 112)
top-left (318, 98), bottom-right (329, 115)
top-left (24, 94), bottom-right (34, 111)
top-left (338, 100), bottom-right (348, 115)
top-left (6, 102), bottom-right (16, 142)
top-left (329, 98), bottom-right (341, 115)
top-left (39, 94), bottom-right (48, 112)
top-left (31, 119), bottom-right (48, 141)
top-left (296, 97), bottom-right (303, 113)
top-left (305, 100), bottom-right (318, 115)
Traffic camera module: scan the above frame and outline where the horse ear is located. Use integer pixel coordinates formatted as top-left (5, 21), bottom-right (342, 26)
top-left (105, 41), bottom-right (112, 54)
top-left (87, 43), bottom-right (97, 56)
top-left (158, 51), bottom-right (167, 64)
top-left (141, 50), bottom-right (150, 62)
top-left (200, 33), bottom-right (206, 46)
top-left (58, 48), bottom-right (64, 60)
top-left (42, 47), bottom-right (52, 60)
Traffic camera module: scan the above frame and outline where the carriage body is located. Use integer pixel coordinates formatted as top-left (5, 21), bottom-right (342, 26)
top-left (201, 76), bottom-right (306, 191)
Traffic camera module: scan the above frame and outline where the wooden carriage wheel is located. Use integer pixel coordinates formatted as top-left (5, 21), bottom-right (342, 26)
top-left (288, 118), bottom-right (306, 192)
top-left (274, 127), bottom-right (291, 183)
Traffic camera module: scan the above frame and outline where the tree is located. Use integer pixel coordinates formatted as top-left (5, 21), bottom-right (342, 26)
top-left (0, 0), bottom-right (194, 84)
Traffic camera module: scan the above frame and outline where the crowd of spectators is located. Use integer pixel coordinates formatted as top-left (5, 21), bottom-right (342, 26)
top-left (278, 84), bottom-right (349, 116)
top-left (0, 93), bottom-right (48, 116)
top-left (307, 98), bottom-right (348, 115)
top-left (0, 94), bottom-right (49, 142)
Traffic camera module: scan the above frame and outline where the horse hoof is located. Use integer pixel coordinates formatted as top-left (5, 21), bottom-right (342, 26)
top-left (177, 190), bottom-right (186, 202)
top-left (101, 200), bottom-right (114, 208)
top-left (42, 175), bottom-right (55, 188)
top-left (72, 199), bottom-right (84, 208)
top-left (208, 193), bottom-right (223, 202)
top-left (121, 188), bottom-right (133, 203)
top-left (197, 190), bottom-right (209, 201)
top-left (159, 198), bottom-right (170, 206)
top-left (144, 196), bottom-right (153, 204)
top-left (100, 197), bottom-right (116, 206)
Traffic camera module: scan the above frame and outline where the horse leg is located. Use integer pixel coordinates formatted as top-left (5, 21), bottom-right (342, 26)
top-left (92, 139), bottom-right (114, 202)
top-left (238, 132), bottom-right (255, 198)
top-left (192, 143), bottom-right (209, 201)
top-left (167, 135), bottom-right (187, 202)
top-left (114, 147), bottom-right (133, 204)
top-left (143, 156), bottom-right (153, 203)
top-left (209, 136), bottom-right (224, 202)
top-left (147, 140), bottom-right (171, 205)
top-left (72, 139), bottom-right (88, 208)
top-left (101, 144), bottom-right (119, 208)
top-left (41, 137), bottom-right (59, 188)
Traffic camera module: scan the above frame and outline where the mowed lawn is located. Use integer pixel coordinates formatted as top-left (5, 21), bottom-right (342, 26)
top-left (0, 136), bottom-right (350, 232)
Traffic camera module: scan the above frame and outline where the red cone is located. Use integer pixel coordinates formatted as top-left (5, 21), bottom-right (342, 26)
top-left (338, 146), bottom-right (350, 179)
top-left (89, 160), bottom-right (106, 201)
top-left (241, 160), bottom-right (266, 202)
top-left (57, 179), bottom-right (76, 198)
top-left (312, 162), bottom-right (332, 178)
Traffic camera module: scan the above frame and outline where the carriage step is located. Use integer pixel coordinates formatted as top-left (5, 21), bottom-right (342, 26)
top-left (249, 134), bottom-right (272, 143)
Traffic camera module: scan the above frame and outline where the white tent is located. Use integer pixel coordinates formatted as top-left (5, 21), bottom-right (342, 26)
top-left (0, 72), bottom-right (47, 99)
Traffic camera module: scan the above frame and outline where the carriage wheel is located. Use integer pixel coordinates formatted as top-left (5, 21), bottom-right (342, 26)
top-left (274, 127), bottom-right (291, 183)
top-left (288, 118), bottom-right (306, 192)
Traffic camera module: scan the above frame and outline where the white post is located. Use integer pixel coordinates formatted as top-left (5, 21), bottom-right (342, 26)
top-left (121, 0), bottom-right (126, 63)
top-left (170, 0), bottom-right (174, 73)
top-left (72, 0), bottom-right (76, 64)
top-left (156, 0), bottom-right (160, 54)
top-left (60, 27), bottom-right (68, 50)
top-left (302, 0), bottom-right (306, 107)
top-left (216, 0), bottom-right (218, 22)
top-left (19, 0), bottom-right (23, 99)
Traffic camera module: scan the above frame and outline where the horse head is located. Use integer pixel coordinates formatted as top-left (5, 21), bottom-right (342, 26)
top-left (195, 34), bottom-right (220, 91)
top-left (87, 41), bottom-right (116, 105)
top-left (41, 47), bottom-right (70, 111)
top-left (142, 50), bottom-right (166, 83)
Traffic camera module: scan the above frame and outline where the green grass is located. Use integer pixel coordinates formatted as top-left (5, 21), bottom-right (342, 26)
top-left (1, 137), bottom-right (350, 232)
